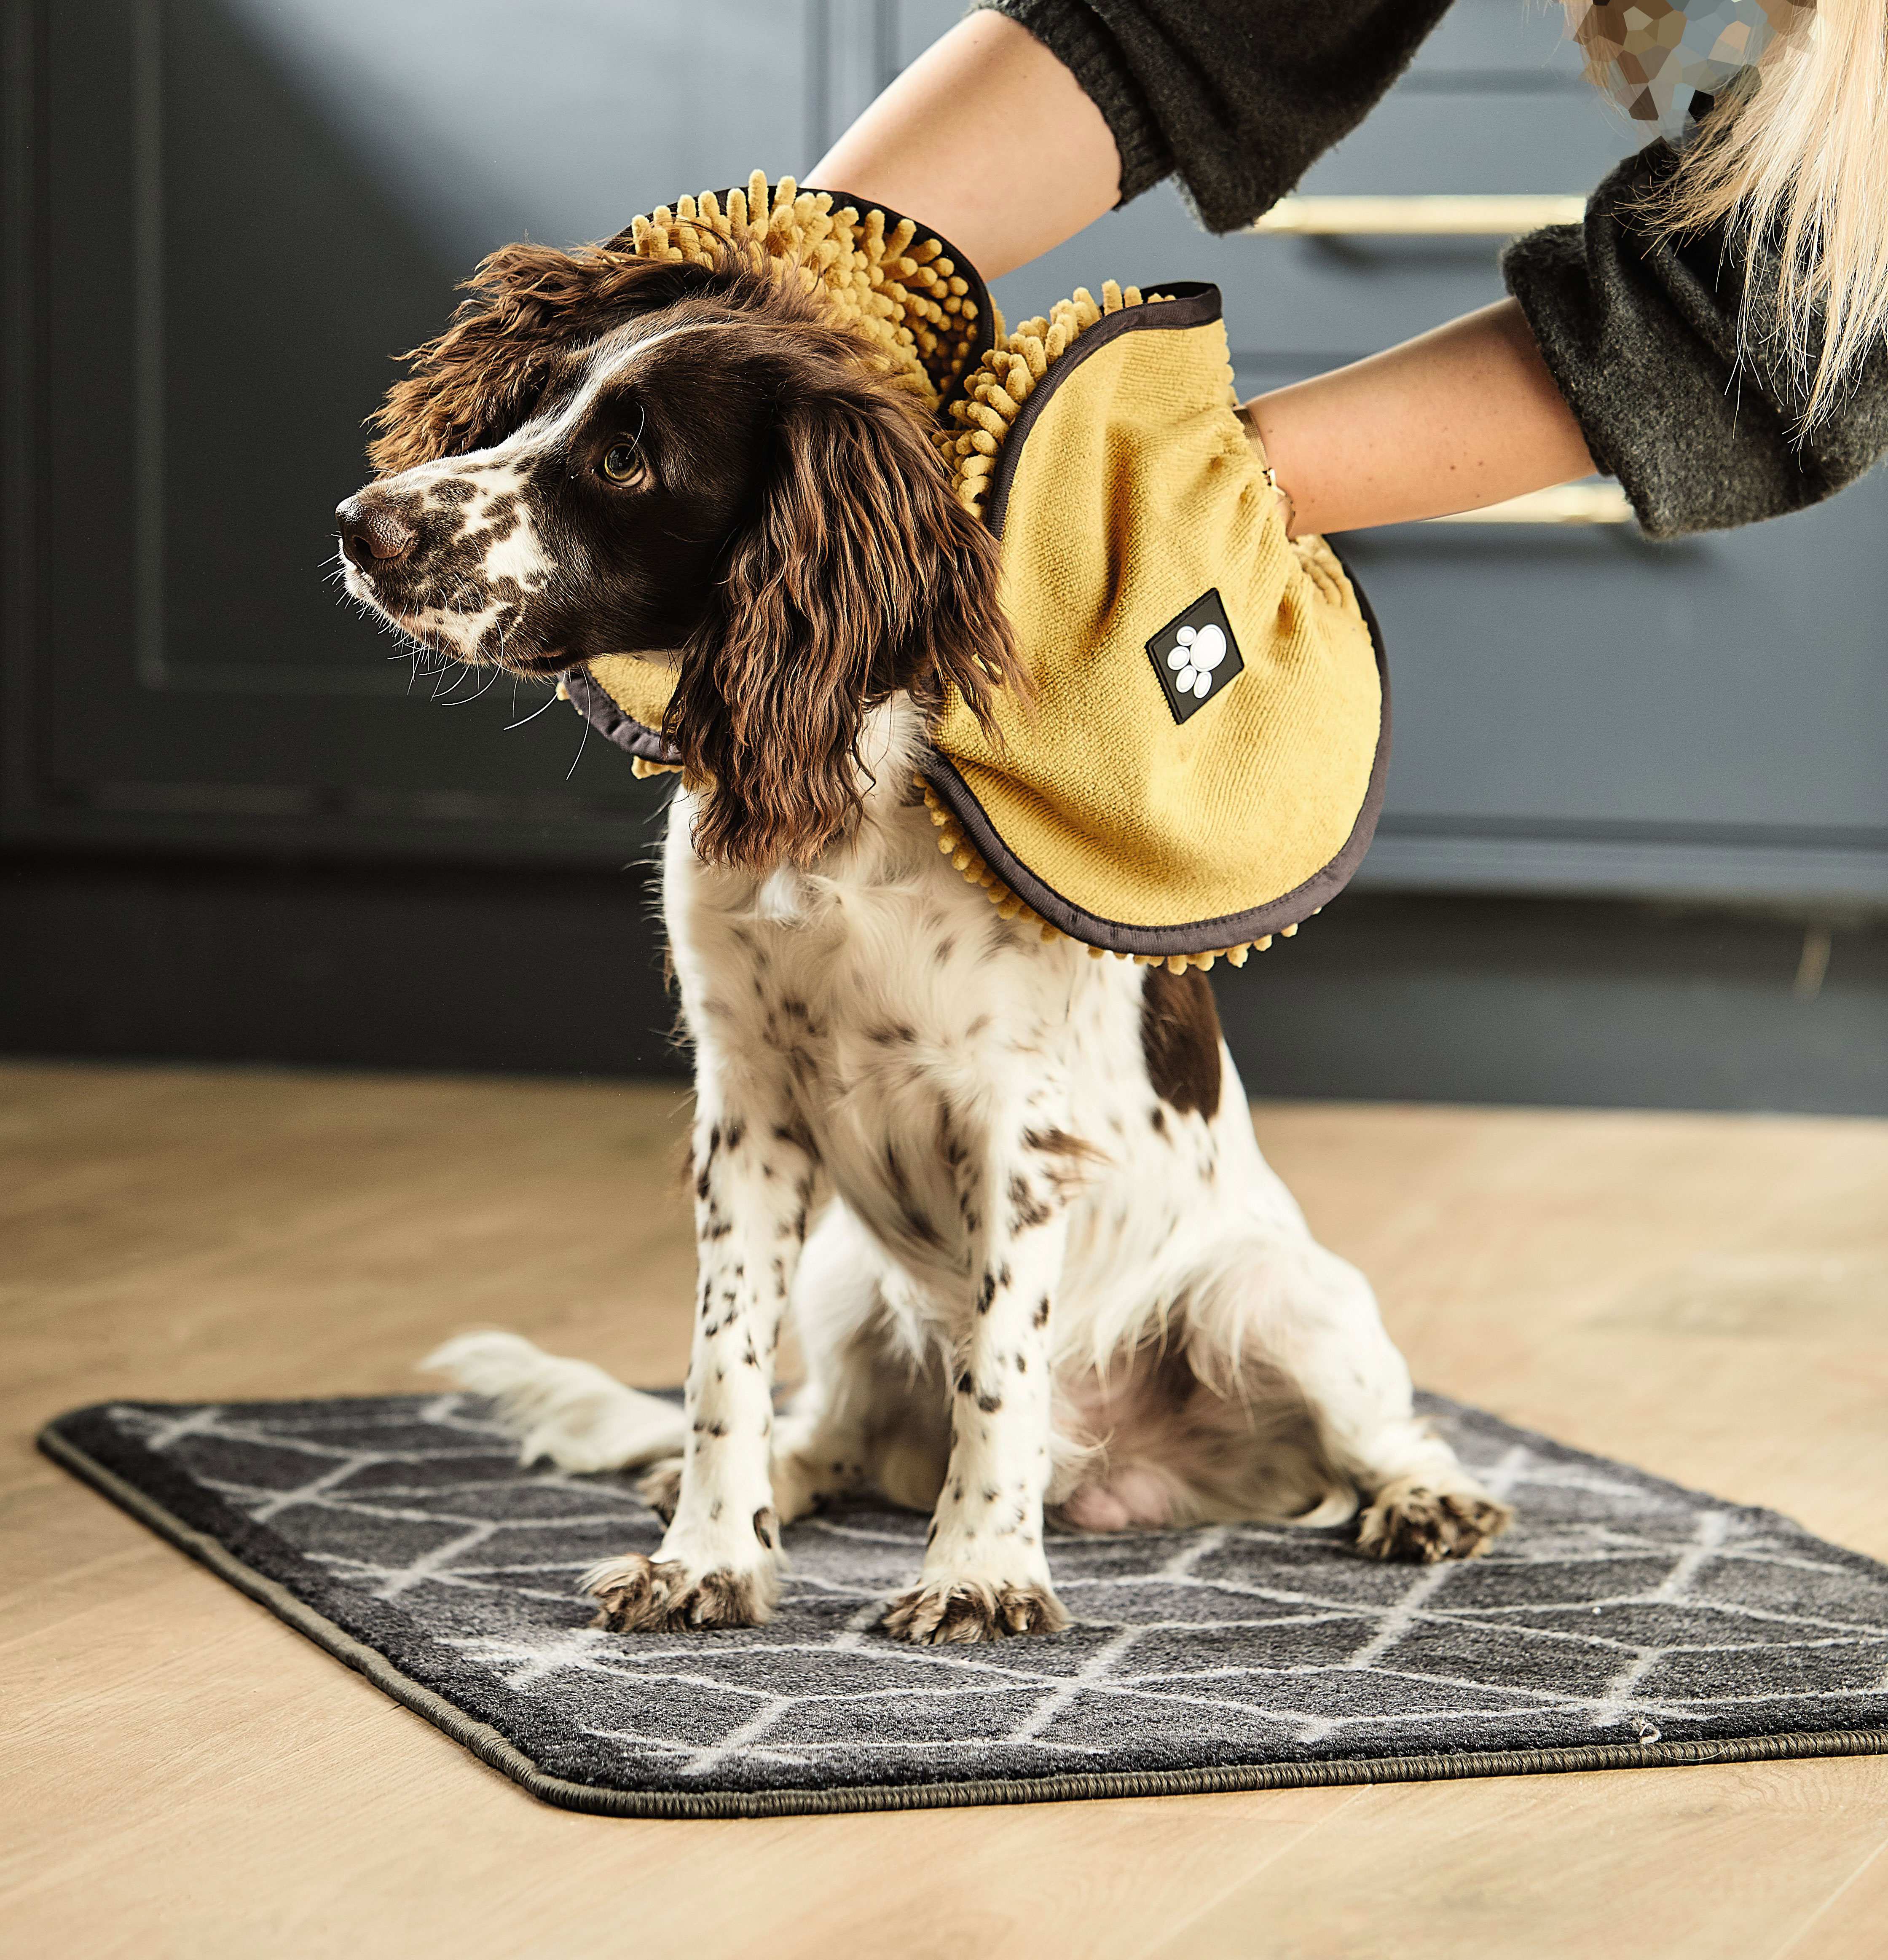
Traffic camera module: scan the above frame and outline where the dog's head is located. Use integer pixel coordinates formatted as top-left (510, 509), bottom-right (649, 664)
top-left (337, 244), bottom-right (1017, 869)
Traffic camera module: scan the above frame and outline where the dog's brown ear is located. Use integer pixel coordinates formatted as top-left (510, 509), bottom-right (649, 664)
top-left (666, 365), bottom-right (1020, 871)
top-left (367, 247), bottom-right (723, 474)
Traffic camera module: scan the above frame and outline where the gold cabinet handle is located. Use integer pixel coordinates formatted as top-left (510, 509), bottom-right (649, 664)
top-left (1423, 482), bottom-right (1635, 527)
top-left (1253, 194), bottom-right (1587, 236)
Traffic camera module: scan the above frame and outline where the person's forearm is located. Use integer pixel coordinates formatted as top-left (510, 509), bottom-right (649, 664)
top-left (1243, 301), bottom-right (1596, 535)
top-left (810, 13), bottom-right (1121, 279)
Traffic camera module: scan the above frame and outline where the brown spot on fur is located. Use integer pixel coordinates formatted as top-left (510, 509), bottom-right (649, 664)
top-left (636, 1459), bottom-right (684, 1522)
top-left (752, 1505), bottom-right (778, 1550)
top-left (1007, 1174), bottom-right (1053, 1232)
top-left (1140, 967), bottom-right (1222, 1118)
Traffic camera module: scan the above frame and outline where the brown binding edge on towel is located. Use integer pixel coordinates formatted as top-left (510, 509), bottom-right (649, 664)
top-left (980, 282), bottom-right (1226, 539)
top-left (38, 1410), bottom-right (1888, 1820)
top-left (561, 667), bottom-right (678, 766)
top-left (920, 558), bottom-right (1392, 959)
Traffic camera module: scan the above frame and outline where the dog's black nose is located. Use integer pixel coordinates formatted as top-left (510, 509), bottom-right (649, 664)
top-left (337, 496), bottom-right (415, 571)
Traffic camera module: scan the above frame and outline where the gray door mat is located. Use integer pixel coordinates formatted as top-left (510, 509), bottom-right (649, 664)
top-left (39, 1392), bottom-right (1888, 1818)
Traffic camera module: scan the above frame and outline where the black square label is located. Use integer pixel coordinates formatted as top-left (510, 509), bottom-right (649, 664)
top-left (1146, 589), bottom-right (1244, 725)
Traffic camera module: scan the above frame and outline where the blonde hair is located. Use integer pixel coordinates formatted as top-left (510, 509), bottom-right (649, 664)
top-left (1569, 0), bottom-right (1888, 430)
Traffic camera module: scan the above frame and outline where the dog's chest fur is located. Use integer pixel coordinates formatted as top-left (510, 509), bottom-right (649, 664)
top-left (661, 745), bottom-right (1256, 1320)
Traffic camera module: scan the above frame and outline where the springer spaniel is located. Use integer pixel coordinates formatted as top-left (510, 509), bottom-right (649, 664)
top-left (336, 247), bottom-right (1510, 1643)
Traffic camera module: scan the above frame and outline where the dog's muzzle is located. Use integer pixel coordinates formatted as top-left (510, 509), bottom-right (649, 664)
top-left (336, 493), bottom-right (416, 574)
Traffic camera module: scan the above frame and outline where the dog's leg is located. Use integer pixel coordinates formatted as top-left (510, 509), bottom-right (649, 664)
top-left (1258, 1237), bottom-right (1513, 1562)
top-left (767, 1206), bottom-right (950, 1522)
top-left (585, 1090), bottom-right (815, 1632)
top-left (882, 1126), bottom-right (1073, 1644)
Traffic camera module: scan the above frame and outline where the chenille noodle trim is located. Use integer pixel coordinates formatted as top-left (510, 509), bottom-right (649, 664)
top-left (620, 172), bottom-right (986, 412)
top-left (933, 279), bottom-right (1142, 507)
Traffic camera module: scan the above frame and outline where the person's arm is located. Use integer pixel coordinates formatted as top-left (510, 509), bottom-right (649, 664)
top-left (813, 14), bottom-right (1596, 535)
top-left (811, 12), bottom-right (1120, 280)
top-left (1242, 304), bottom-right (1595, 536)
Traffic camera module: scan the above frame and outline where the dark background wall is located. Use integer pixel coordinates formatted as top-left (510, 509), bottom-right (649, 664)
top-left (4, 0), bottom-right (1885, 1109)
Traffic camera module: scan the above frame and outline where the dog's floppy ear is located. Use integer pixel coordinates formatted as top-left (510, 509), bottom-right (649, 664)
top-left (666, 360), bottom-right (1021, 871)
top-left (367, 247), bottom-right (724, 474)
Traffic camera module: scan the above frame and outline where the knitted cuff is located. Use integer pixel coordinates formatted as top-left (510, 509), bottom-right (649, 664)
top-left (972, 0), bottom-right (1172, 204)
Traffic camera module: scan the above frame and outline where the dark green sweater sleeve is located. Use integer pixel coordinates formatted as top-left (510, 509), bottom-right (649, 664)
top-left (1503, 141), bottom-right (1888, 539)
top-left (976, 0), bottom-right (1452, 231)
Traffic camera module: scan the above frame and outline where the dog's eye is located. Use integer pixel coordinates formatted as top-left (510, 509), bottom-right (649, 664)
top-left (601, 443), bottom-right (642, 485)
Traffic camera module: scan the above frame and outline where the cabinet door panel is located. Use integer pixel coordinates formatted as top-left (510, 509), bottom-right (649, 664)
top-left (19, 0), bottom-right (816, 861)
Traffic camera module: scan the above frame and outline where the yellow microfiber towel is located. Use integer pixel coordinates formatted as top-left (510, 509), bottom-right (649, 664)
top-left (566, 175), bottom-right (1387, 972)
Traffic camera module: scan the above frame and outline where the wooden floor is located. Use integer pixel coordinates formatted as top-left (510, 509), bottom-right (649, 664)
top-left (6, 1061), bottom-right (1888, 1958)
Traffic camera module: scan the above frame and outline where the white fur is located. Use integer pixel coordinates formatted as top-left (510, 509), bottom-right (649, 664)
top-left (424, 1332), bottom-right (685, 1472)
top-left (432, 699), bottom-right (1506, 1639)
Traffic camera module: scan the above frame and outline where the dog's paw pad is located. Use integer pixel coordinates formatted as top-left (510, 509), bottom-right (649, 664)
top-left (1355, 1483), bottom-right (1513, 1563)
top-left (882, 1578), bottom-right (1069, 1644)
top-left (583, 1553), bottom-right (771, 1632)
top-left (636, 1456), bottom-right (684, 1523)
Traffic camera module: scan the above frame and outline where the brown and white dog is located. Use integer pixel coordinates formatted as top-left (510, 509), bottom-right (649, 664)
top-left (337, 244), bottom-right (1510, 1644)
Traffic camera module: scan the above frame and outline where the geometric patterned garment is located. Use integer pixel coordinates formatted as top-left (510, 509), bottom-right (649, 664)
top-left (1568, 0), bottom-right (1810, 134)
top-left (41, 1393), bottom-right (1888, 1816)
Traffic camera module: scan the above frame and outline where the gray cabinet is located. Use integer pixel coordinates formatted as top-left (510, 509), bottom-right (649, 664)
top-left (4, 0), bottom-right (836, 867)
top-left (6, 0), bottom-right (1885, 905)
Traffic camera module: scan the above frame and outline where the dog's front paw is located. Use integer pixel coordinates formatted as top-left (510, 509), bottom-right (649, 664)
top-left (583, 1552), bottom-right (778, 1632)
top-left (882, 1577), bottom-right (1070, 1644)
top-left (1356, 1477), bottom-right (1513, 1563)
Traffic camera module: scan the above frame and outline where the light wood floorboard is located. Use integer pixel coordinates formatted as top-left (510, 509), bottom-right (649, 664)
top-left (3, 1061), bottom-right (1886, 1958)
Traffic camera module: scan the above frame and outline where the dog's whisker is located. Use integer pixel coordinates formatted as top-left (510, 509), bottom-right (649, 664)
top-left (442, 659), bottom-right (507, 707)
top-left (564, 694), bottom-right (593, 780)
top-left (504, 689), bottom-right (564, 732)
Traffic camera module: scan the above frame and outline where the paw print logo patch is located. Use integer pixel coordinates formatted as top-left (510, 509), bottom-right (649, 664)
top-left (1146, 589), bottom-right (1244, 725)
top-left (1169, 622), bottom-right (1227, 697)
